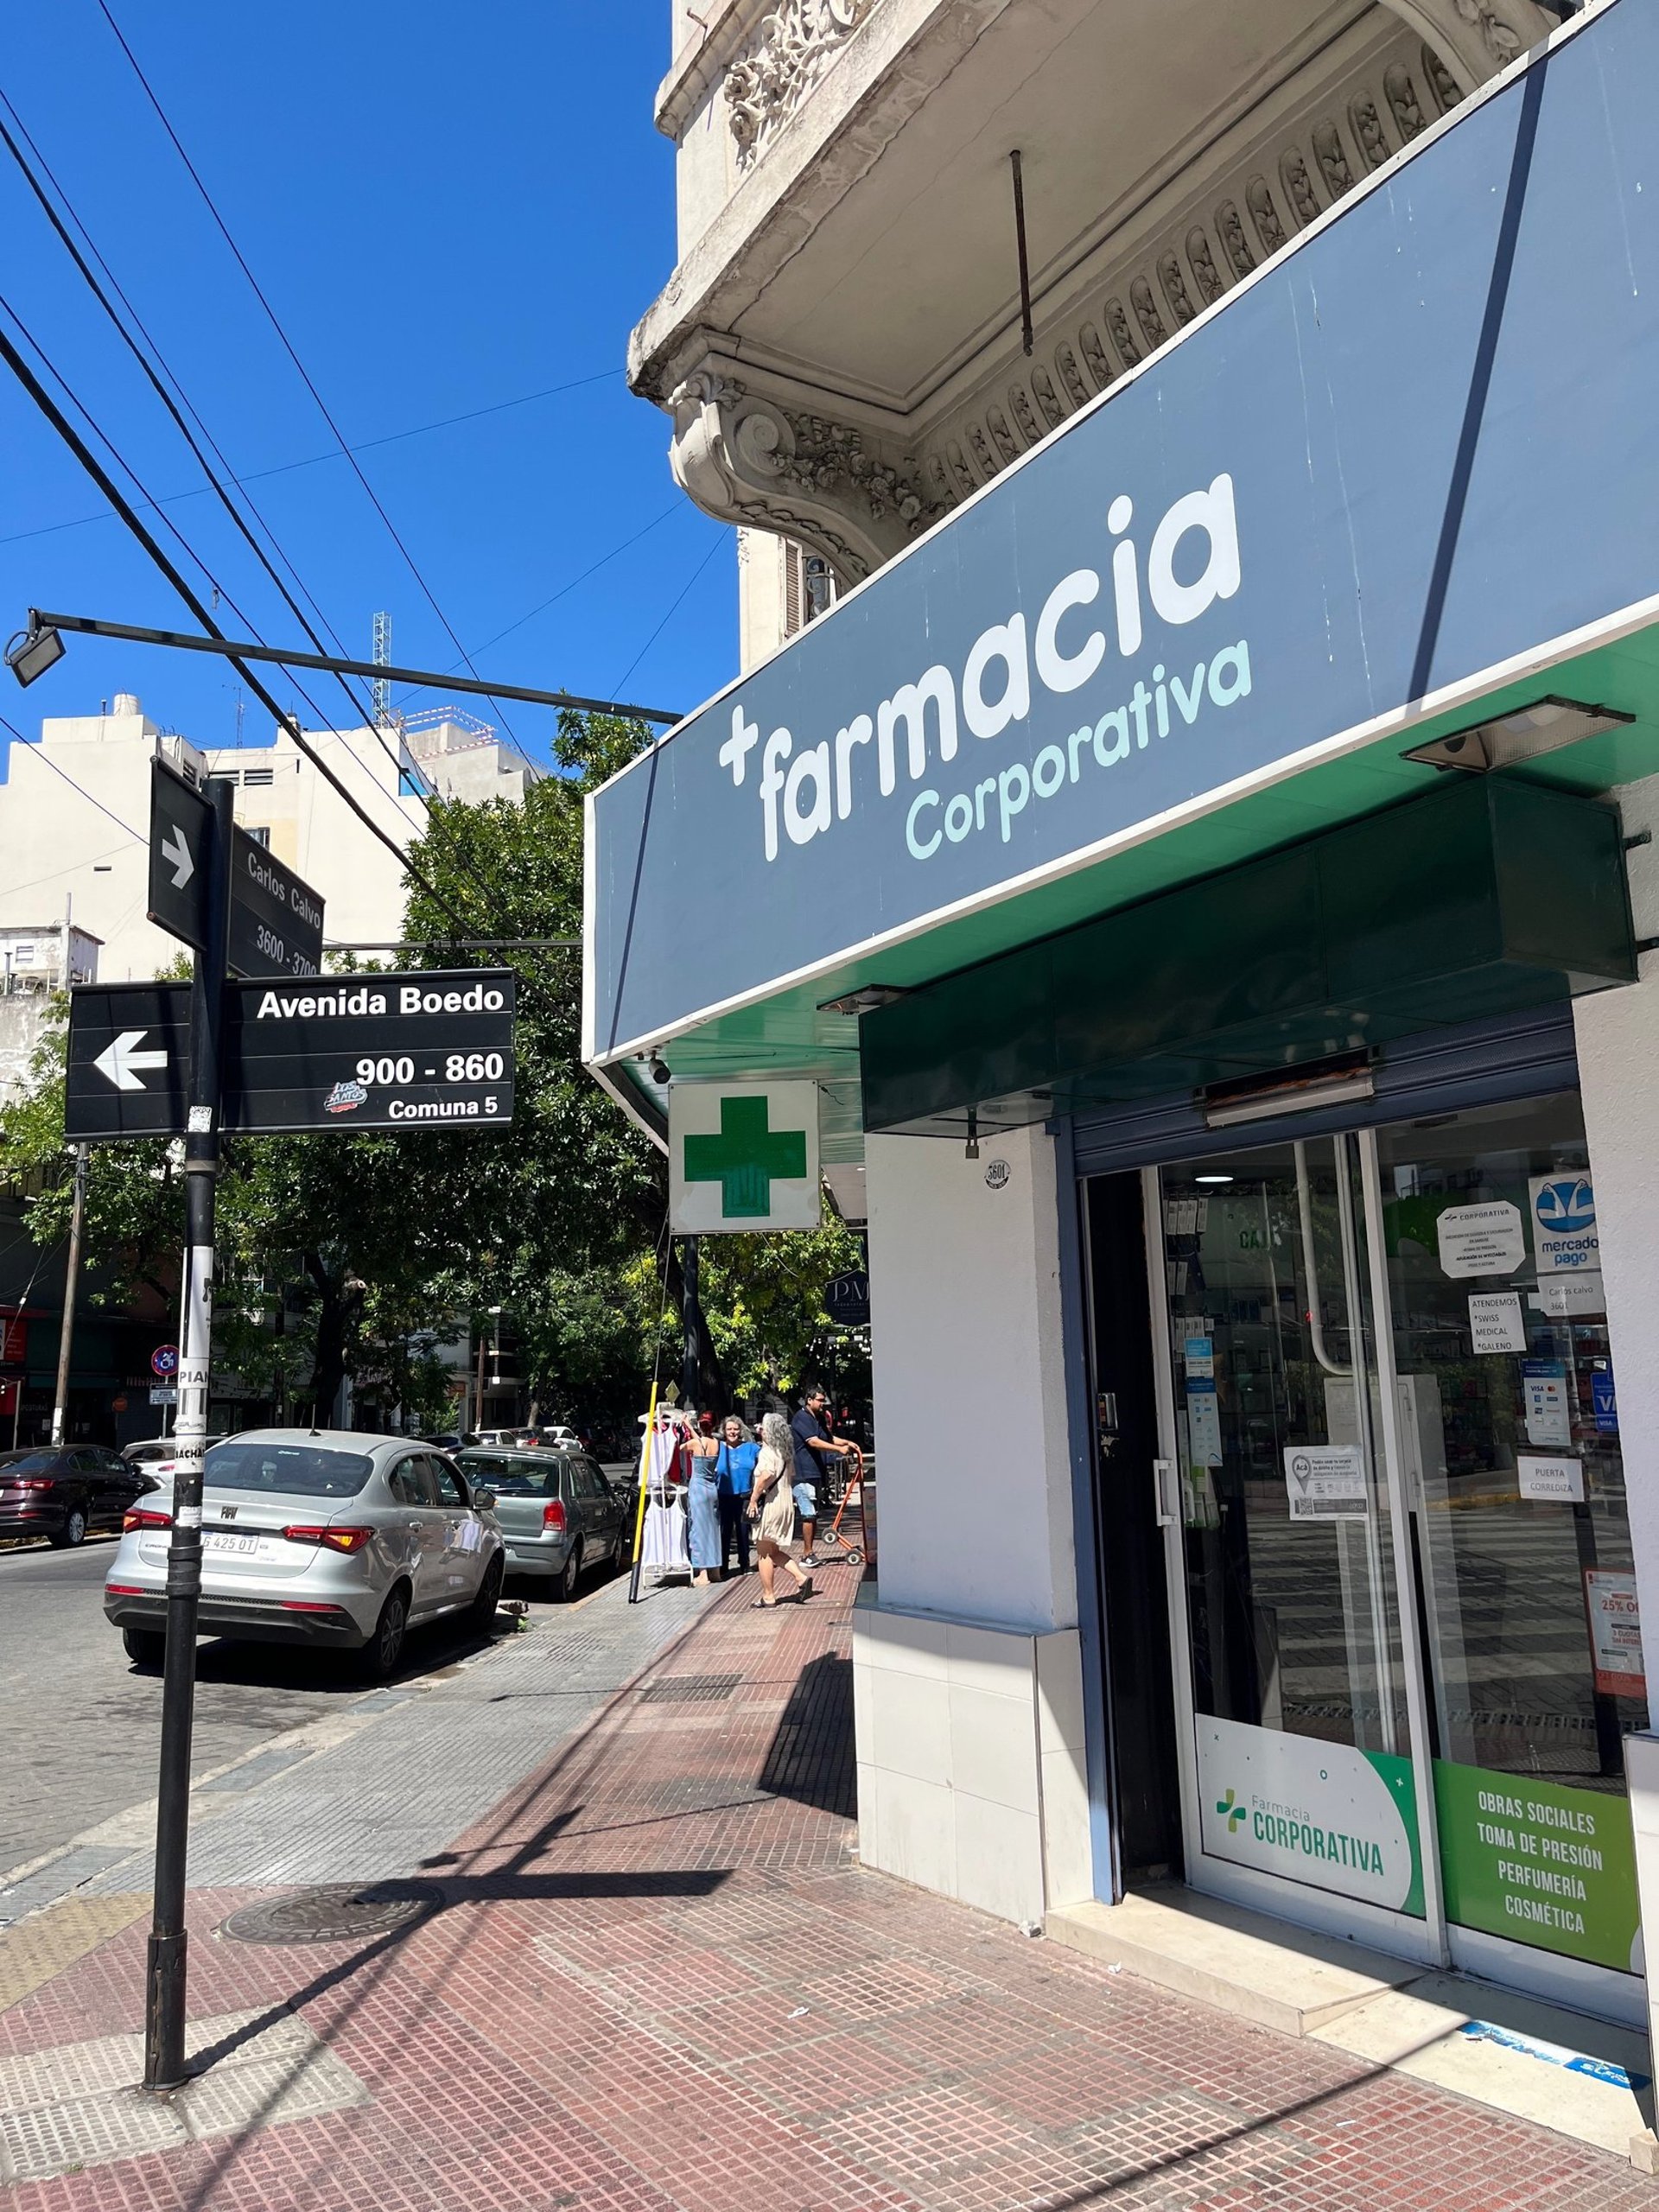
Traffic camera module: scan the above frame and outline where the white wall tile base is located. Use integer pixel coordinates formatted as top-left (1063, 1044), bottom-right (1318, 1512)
top-left (854, 1592), bottom-right (1094, 1925)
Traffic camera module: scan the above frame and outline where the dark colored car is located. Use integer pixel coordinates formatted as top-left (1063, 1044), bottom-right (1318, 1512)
top-left (0, 1446), bottom-right (145, 1548)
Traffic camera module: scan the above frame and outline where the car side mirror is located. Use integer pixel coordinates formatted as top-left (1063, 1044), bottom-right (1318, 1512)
top-left (471, 1488), bottom-right (496, 1512)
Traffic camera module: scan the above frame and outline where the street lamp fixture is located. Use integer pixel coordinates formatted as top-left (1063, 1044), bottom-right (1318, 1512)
top-left (4, 619), bottom-right (65, 687)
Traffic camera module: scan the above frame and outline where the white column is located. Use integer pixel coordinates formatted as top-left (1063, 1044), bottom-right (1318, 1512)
top-left (854, 1122), bottom-right (1093, 1924)
top-left (1573, 770), bottom-right (1659, 1648)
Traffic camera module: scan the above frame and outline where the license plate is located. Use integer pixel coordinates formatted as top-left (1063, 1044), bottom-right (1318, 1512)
top-left (203, 1531), bottom-right (261, 1556)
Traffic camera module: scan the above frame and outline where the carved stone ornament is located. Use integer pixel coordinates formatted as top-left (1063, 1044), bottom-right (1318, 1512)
top-left (667, 367), bottom-right (936, 580)
top-left (726, 0), bottom-right (878, 169)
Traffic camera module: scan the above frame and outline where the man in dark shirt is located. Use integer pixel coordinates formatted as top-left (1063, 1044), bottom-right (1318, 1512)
top-left (788, 1387), bottom-right (855, 1569)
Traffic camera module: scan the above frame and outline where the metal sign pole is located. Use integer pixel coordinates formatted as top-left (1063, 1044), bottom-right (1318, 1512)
top-left (143, 776), bottom-right (232, 2094)
top-left (48, 1144), bottom-right (88, 1446)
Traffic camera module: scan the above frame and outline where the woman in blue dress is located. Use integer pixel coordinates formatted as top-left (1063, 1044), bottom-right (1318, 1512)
top-left (687, 1411), bottom-right (723, 1585)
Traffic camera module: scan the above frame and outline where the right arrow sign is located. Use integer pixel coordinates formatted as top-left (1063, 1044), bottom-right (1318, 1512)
top-left (147, 760), bottom-right (212, 953)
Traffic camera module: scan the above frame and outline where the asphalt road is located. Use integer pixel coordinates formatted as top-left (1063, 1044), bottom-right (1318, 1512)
top-left (0, 1525), bottom-right (632, 1878)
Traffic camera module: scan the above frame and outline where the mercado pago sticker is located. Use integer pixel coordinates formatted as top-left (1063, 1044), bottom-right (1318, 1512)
top-left (1434, 1761), bottom-right (1641, 1974)
top-left (1529, 1173), bottom-right (1598, 1276)
top-left (1195, 1715), bottom-right (1421, 1916)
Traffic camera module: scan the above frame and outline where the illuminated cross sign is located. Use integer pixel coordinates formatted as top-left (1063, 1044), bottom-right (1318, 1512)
top-left (669, 1081), bottom-right (821, 1233)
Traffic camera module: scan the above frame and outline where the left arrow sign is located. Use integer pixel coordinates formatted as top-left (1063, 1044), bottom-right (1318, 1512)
top-left (93, 1029), bottom-right (170, 1090)
top-left (67, 983), bottom-right (190, 1141)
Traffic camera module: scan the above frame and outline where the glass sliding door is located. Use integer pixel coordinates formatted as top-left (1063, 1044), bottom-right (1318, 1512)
top-left (1371, 1095), bottom-right (1646, 2007)
top-left (1158, 1137), bottom-right (1427, 1943)
top-left (1147, 1091), bottom-right (1646, 2018)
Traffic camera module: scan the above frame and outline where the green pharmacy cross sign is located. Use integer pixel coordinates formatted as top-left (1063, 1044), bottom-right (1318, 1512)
top-left (669, 1080), bottom-right (823, 1234)
top-left (683, 1095), bottom-right (808, 1218)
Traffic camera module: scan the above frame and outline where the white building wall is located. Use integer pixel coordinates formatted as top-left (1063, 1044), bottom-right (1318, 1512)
top-left (0, 701), bottom-right (537, 976)
top-left (855, 1122), bottom-right (1093, 1925)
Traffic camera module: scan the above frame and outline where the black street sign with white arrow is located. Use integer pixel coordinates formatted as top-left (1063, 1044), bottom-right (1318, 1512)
top-left (65, 982), bottom-right (191, 1140)
top-left (146, 760), bottom-right (211, 954)
top-left (148, 758), bottom-right (327, 979)
top-left (64, 970), bottom-right (515, 1141)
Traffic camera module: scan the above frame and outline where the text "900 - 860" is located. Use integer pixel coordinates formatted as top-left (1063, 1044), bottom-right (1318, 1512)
top-left (355, 1052), bottom-right (506, 1086)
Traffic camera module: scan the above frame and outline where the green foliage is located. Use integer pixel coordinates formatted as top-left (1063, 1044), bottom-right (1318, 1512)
top-left (0, 711), bottom-right (868, 1427)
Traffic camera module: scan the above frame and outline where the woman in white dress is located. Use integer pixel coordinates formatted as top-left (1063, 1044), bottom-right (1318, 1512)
top-left (747, 1411), bottom-right (813, 1609)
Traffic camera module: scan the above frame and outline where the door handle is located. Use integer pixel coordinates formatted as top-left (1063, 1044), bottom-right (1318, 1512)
top-left (1153, 1459), bottom-right (1177, 1529)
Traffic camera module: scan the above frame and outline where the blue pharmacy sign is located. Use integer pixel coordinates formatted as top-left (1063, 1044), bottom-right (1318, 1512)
top-left (587, 3), bottom-right (1659, 1059)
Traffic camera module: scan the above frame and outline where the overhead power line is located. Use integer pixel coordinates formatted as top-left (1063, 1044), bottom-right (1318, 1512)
top-left (95, 0), bottom-right (531, 752)
top-left (0, 96), bottom-right (456, 823)
top-left (0, 371), bottom-right (616, 549)
top-left (0, 311), bottom-right (469, 933)
top-left (0, 709), bottom-right (145, 843)
top-left (0, 286), bottom-right (435, 839)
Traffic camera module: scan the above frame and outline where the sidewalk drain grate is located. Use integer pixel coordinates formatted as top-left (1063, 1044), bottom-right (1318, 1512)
top-left (640, 1673), bottom-right (743, 1704)
top-left (219, 1881), bottom-right (444, 1945)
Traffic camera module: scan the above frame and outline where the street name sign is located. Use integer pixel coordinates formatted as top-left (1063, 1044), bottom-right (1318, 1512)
top-left (147, 761), bottom-right (212, 954)
top-left (226, 969), bottom-right (515, 1132)
top-left (65, 982), bottom-right (192, 1141)
top-left (226, 825), bottom-right (324, 981)
top-left (66, 970), bottom-right (515, 1140)
top-left (147, 758), bottom-right (326, 979)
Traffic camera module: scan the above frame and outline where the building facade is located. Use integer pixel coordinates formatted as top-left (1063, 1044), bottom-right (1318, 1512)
top-left (0, 693), bottom-right (538, 980)
top-left (592, 0), bottom-right (1659, 2053)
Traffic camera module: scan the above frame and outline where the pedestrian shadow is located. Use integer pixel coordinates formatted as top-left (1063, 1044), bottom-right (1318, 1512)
top-left (758, 1650), bottom-right (855, 1820)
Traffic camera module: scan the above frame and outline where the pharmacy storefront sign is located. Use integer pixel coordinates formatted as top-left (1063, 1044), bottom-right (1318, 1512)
top-left (588, 9), bottom-right (1659, 1060)
top-left (669, 1083), bottom-right (821, 1233)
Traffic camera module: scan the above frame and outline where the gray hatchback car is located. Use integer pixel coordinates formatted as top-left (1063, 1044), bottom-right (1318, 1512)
top-left (456, 1447), bottom-right (627, 1599)
top-left (103, 1429), bottom-right (505, 1677)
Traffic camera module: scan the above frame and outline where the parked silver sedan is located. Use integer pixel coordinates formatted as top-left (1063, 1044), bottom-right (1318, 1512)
top-left (102, 1429), bottom-right (505, 1677)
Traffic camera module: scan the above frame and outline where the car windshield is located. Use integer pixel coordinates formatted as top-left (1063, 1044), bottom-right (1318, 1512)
top-left (458, 1452), bottom-right (557, 1496)
top-left (126, 1442), bottom-right (172, 1462)
top-left (0, 1451), bottom-right (60, 1476)
top-left (202, 1441), bottom-right (374, 1497)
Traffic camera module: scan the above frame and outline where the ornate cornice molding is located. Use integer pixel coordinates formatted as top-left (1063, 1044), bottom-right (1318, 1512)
top-left (654, 4), bottom-right (1560, 572)
top-left (667, 369), bottom-right (942, 582)
top-left (726, 1), bottom-right (882, 170)
top-left (1378, 0), bottom-right (1554, 93)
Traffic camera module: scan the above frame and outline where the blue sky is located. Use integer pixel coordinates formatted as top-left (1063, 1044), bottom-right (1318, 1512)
top-left (0, 3), bottom-right (733, 778)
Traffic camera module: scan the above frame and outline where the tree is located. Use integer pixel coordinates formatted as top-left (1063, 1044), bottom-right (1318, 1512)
top-left (0, 710), bottom-right (869, 1430)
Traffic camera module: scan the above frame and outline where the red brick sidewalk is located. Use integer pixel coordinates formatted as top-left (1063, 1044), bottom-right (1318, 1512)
top-left (1, 1560), bottom-right (1652, 2210)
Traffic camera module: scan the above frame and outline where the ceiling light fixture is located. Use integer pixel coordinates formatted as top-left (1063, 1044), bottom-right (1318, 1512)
top-left (1202, 1050), bottom-right (1375, 1130)
top-left (817, 984), bottom-right (909, 1017)
top-left (1402, 694), bottom-right (1633, 773)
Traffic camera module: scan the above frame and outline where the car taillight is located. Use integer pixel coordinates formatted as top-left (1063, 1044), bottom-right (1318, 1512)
top-left (282, 1524), bottom-right (374, 1554)
top-left (542, 1499), bottom-right (567, 1534)
top-left (123, 1507), bottom-right (172, 1531)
